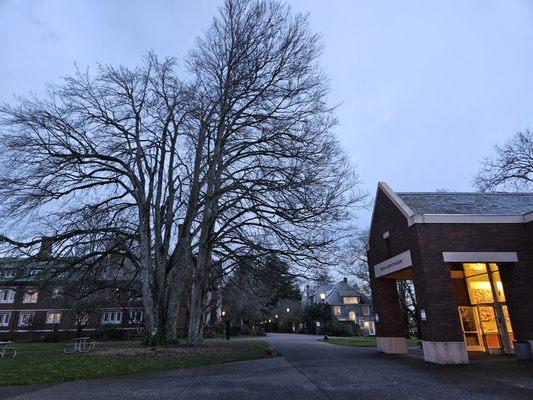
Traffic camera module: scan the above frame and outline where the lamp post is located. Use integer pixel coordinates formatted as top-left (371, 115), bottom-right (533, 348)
top-left (286, 308), bottom-right (291, 333)
top-left (221, 310), bottom-right (230, 340)
top-left (320, 292), bottom-right (328, 340)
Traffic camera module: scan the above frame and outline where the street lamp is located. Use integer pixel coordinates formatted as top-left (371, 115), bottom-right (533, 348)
top-left (286, 308), bottom-right (291, 333)
top-left (320, 292), bottom-right (328, 340)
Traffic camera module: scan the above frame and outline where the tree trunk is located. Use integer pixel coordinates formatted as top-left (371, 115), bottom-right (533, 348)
top-left (187, 276), bottom-right (204, 345)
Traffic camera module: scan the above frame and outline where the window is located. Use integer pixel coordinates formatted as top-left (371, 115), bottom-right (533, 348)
top-left (362, 305), bottom-right (370, 316)
top-left (129, 309), bottom-right (143, 324)
top-left (77, 313), bottom-right (90, 325)
top-left (343, 296), bottom-right (359, 304)
top-left (333, 306), bottom-right (341, 316)
top-left (0, 312), bottom-right (10, 327)
top-left (367, 321), bottom-right (376, 335)
top-left (23, 289), bottom-right (38, 303)
top-left (19, 312), bottom-right (34, 326)
top-left (0, 270), bottom-right (14, 279)
top-left (102, 310), bottom-right (122, 325)
top-left (51, 287), bottom-right (63, 299)
top-left (0, 288), bottom-right (15, 303)
top-left (348, 311), bottom-right (356, 321)
top-left (46, 311), bottom-right (62, 324)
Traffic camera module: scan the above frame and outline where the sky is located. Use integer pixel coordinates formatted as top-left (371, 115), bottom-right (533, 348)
top-left (1, 0), bottom-right (532, 227)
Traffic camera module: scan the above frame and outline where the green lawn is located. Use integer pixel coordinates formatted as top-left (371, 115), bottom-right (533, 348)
top-left (0, 340), bottom-right (272, 386)
top-left (321, 337), bottom-right (419, 347)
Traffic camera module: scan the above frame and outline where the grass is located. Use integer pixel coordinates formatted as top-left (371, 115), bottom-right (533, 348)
top-left (0, 340), bottom-right (272, 386)
top-left (321, 336), bottom-right (420, 347)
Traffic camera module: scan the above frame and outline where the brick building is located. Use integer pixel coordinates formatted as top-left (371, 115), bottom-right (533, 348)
top-left (0, 254), bottom-right (220, 341)
top-left (367, 182), bottom-right (533, 364)
top-left (0, 256), bottom-right (148, 341)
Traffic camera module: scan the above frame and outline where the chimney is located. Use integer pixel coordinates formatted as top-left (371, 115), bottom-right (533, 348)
top-left (343, 277), bottom-right (348, 283)
top-left (38, 237), bottom-right (53, 257)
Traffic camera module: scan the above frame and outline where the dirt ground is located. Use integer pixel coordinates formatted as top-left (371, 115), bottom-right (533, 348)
top-left (94, 339), bottom-right (269, 357)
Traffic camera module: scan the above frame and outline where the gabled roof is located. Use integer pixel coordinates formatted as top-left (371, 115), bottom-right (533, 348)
top-left (373, 182), bottom-right (533, 227)
top-left (397, 192), bottom-right (533, 216)
top-left (306, 279), bottom-right (369, 305)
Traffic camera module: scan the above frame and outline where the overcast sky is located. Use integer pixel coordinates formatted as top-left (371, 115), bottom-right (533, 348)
top-left (1, 0), bottom-right (532, 227)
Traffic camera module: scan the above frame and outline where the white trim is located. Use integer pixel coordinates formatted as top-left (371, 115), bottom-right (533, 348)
top-left (525, 212), bottom-right (533, 223)
top-left (367, 182), bottom-right (415, 250)
top-left (379, 182), bottom-right (415, 220)
top-left (442, 252), bottom-right (519, 263)
top-left (414, 214), bottom-right (526, 224)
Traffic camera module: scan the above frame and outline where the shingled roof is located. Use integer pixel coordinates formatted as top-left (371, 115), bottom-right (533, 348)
top-left (396, 192), bottom-right (533, 216)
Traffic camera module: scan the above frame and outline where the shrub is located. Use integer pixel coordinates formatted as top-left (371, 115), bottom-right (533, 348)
top-left (327, 320), bottom-right (354, 337)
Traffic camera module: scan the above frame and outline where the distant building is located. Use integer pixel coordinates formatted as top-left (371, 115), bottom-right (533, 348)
top-left (303, 278), bottom-right (375, 335)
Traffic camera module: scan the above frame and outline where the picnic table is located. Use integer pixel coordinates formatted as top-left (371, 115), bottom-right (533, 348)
top-left (0, 341), bottom-right (16, 358)
top-left (64, 337), bottom-right (96, 354)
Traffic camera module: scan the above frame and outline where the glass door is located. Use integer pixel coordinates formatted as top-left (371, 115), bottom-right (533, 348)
top-left (462, 263), bottom-right (515, 355)
top-left (458, 306), bottom-right (484, 351)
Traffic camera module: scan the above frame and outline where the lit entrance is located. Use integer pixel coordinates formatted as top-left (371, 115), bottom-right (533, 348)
top-left (458, 263), bottom-right (514, 354)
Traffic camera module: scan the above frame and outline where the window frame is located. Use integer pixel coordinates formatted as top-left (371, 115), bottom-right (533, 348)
top-left (0, 288), bottom-right (15, 303)
top-left (19, 311), bottom-right (34, 327)
top-left (51, 287), bottom-right (64, 299)
top-left (102, 310), bottom-right (123, 325)
top-left (342, 296), bottom-right (359, 304)
top-left (0, 312), bottom-right (11, 327)
top-left (46, 311), bottom-right (62, 324)
top-left (23, 289), bottom-right (39, 304)
top-left (128, 309), bottom-right (143, 324)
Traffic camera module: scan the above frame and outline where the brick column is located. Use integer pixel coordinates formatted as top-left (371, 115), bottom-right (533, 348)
top-left (370, 275), bottom-right (407, 354)
top-left (410, 250), bottom-right (468, 364)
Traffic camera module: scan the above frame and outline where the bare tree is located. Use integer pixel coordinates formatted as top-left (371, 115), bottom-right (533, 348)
top-left (183, 0), bottom-right (364, 344)
top-left (0, 0), bottom-right (363, 346)
top-left (0, 53), bottom-right (193, 345)
top-left (337, 229), bottom-right (371, 296)
top-left (475, 130), bottom-right (533, 192)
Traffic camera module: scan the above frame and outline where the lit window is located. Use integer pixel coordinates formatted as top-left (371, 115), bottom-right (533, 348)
top-left (46, 311), bottom-right (62, 324)
top-left (362, 305), bottom-right (370, 316)
top-left (0, 289), bottom-right (15, 303)
top-left (348, 311), bottom-right (356, 321)
top-left (333, 306), bottom-right (341, 315)
top-left (102, 310), bottom-right (122, 325)
top-left (23, 289), bottom-right (38, 303)
top-left (19, 312), bottom-right (34, 326)
top-left (129, 309), bottom-right (143, 324)
top-left (0, 312), bottom-right (10, 327)
top-left (343, 297), bottom-right (359, 304)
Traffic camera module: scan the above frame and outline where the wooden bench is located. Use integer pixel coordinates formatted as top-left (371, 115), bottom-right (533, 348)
top-left (64, 337), bottom-right (96, 354)
top-left (0, 342), bottom-right (16, 358)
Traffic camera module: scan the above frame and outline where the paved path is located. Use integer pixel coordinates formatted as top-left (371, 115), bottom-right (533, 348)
top-left (2, 333), bottom-right (533, 399)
